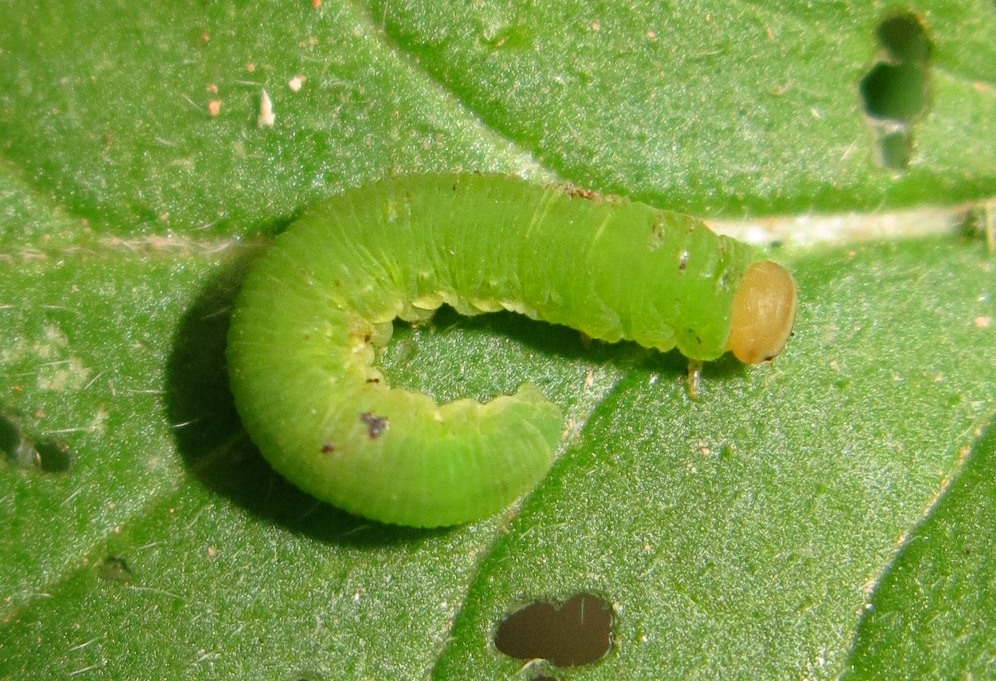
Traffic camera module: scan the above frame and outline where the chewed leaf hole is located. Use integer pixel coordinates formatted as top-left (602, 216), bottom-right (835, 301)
top-left (0, 414), bottom-right (23, 463)
top-left (494, 593), bottom-right (613, 668)
top-left (861, 61), bottom-right (928, 120)
top-left (33, 440), bottom-right (76, 472)
top-left (0, 412), bottom-right (75, 473)
top-left (858, 13), bottom-right (932, 171)
top-left (875, 13), bottom-right (932, 64)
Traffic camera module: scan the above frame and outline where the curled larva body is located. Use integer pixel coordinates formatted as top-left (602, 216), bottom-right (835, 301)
top-left (226, 174), bottom-right (797, 527)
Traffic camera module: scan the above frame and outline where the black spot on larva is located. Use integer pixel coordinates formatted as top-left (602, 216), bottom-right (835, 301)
top-left (365, 377), bottom-right (381, 384)
top-left (494, 593), bottom-right (613, 668)
top-left (320, 443), bottom-right (335, 454)
top-left (359, 412), bottom-right (389, 439)
top-left (97, 556), bottom-right (133, 583)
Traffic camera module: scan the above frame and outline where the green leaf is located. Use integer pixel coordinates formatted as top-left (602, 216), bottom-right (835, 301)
top-left (843, 417), bottom-right (996, 678)
top-left (0, 1), bottom-right (992, 679)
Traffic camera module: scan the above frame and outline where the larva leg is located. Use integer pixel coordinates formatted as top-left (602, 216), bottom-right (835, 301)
top-left (686, 360), bottom-right (702, 401)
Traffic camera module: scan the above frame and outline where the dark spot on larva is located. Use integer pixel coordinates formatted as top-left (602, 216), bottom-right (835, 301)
top-left (320, 443), bottom-right (335, 454)
top-left (359, 412), bottom-right (389, 439)
top-left (494, 593), bottom-right (613, 667)
top-left (678, 250), bottom-right (689, 272)
top-left (363, 332), bottom-right (372, 343)
top-left (365, 377), bottom-right (381, 384)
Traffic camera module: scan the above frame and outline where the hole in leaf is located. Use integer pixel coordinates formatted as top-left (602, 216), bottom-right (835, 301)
top-left (877, 129), bottom-right (914, 170)
top-left (0, 412), bottom-right (75, 472)
top-left (0, 413), bottom-right (19, 453)
top-left (494, 593), bottom-right (613, 668)
top-left (876, 14), bottom-right (932, 63)
top-left (858, 12), bottom-right (932, 171)
top-left (860, 62), bottom-right (928, 120)
top-left (34, 439), bottom-right (76, 472)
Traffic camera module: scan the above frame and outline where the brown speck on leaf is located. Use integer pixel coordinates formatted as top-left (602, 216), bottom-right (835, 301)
top-left (649, 216), bottom-right (666, 251)
top-left (564, 185), bottom-right (601, 200)
top-left (321, 443), bottom-right (335, 454)
top-left (359, 412), bottom-right (389, 439)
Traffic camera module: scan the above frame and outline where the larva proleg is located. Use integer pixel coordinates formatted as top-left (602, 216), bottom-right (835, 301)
top-left (226, 174), bottom-right (797, 527)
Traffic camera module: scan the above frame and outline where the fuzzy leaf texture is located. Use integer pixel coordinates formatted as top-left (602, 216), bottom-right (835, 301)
top-left (0, 1), bottom-right (992, 679)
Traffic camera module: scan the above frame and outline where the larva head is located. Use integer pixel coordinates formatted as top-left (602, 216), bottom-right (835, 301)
top-left (726, 260), bottom-right (798, 364)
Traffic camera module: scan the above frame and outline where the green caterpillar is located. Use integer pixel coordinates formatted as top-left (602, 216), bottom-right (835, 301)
top-left (227, 174), bottom-right (797, 527)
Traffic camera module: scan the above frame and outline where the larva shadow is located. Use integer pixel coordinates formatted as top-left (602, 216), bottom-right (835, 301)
top-left (165, 246), bottom-right (438, 545)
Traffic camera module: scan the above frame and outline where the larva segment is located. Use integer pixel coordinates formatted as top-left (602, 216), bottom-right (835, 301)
top-left (227, 174), bottom-right (796, 527)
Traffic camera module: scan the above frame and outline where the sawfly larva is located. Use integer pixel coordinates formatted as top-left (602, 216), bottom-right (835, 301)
top-left (227, 174), bottom-right (797, 527)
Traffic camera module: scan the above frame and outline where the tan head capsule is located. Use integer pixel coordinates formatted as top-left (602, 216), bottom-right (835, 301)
top-left (727, 260), bottom-right (798, 364)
